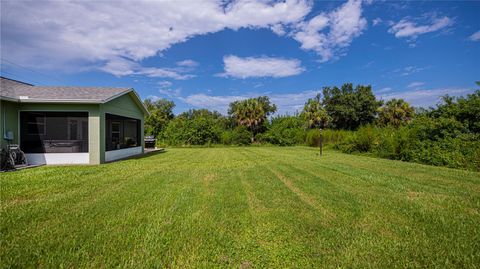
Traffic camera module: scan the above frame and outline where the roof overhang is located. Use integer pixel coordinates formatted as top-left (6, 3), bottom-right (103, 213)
top-left (0, 88), bottom-right (150, 116)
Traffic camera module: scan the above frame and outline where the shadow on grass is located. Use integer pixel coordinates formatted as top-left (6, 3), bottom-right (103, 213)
top-left (131, 149), bottom-right (167, 160)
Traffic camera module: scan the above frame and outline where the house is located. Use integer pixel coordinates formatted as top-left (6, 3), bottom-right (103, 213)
top-left (0, 77), bottom-right (149, 165)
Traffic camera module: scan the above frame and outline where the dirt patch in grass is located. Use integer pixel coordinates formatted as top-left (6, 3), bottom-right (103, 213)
top-left (203, 174), bottom-right (216, 182)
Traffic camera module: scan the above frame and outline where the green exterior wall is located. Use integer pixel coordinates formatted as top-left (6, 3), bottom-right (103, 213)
top-left (2, 102), bottom-right (102, 164)
top-left (0, 92), bottom-right (146, 164)
top-left (0, 100), bottom-right (20, 148)
top-left (101, 92), bottom-right (145, 159)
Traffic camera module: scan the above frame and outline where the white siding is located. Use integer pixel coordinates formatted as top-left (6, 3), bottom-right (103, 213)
top-left (26, 153), bottom-right (89, 165)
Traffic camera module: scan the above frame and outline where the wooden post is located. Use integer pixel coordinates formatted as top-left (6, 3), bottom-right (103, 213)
top-left (319, 128), bottom-right (323, 157)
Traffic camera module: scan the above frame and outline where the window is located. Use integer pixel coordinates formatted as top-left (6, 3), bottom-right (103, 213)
top-left (111, 122), bottom-right (121, 150)
top-left (20, 112), bottom-right (89, 153)
top-left (105, 113), bottom-right (140, 151)
top-left (26, 112), bottom-right (46, 135)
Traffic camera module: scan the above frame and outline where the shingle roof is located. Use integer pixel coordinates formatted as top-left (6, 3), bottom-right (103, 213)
top-left (0, 76), bottom-right (131, 102)
top-left (0, 76), bottom-right (149, 115)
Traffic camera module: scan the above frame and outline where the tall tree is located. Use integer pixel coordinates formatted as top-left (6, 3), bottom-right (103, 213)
top-left (322, 83), bottom-right (382, 130)
top-left (228, 96), bottom-right (276, 142)
top-left (302, 93), bottom-right (330, 129)
top-left (378, 98), bottom-right (415, 127)
top-left (143, 98), bottom-right (175, 138)
top-left (430, 90), bottom-right (480, 133)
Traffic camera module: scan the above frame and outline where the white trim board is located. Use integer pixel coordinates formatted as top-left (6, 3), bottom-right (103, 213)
top-left (26, 153), bottom-right (89, 165)
top-left (105, 146), bottom-right (142, 162)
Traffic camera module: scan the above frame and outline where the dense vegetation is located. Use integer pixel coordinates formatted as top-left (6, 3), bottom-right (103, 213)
top-left (2, 147), bottom-right (479, 267)
top-left (144, 83), bottom-right (480, 171)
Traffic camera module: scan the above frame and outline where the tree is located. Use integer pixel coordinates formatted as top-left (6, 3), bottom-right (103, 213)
top-left (378, 98), bottom-right (415, 127)
top-left (301, 93), bottom-right (330, 129)
top-left (228, 96), bottom-right (276, 142)
top-left (429, 90), bottom-right (480, 133)
top-left (322, 83), bottom-right (382, 130)
top-left (162, 109), bottom-right (225, 145)
top-left (143, 98), bottom-right (175, 138)
top-left (262, 116), bottom-right (305, 146)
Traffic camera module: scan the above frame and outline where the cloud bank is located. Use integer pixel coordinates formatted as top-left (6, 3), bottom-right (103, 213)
top-left (1, 0), bottom-right (311, 77)
top-left (1, 0), bottom-right (369, 77)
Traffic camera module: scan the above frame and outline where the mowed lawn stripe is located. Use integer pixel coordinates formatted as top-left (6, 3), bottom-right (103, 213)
top-left (250, 147), bottom-right (480, 267)
top-left (1, 147), bottom-right (479, 268)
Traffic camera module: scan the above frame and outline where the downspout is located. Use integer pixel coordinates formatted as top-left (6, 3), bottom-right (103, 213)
top-left (2, 102), bottom-right (5, 140)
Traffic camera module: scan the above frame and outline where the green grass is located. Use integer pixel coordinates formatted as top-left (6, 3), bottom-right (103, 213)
top-left (1, 147), bottom-right (480, 268)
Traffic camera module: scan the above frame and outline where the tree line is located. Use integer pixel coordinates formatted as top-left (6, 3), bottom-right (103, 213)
top-left (144, 83), bottom-right (480, 171)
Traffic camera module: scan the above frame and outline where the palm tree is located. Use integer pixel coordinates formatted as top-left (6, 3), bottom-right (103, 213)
top-left (302, 93), bottom-right (329, 129)
top-left (228, 96), bottom-right (276, 142)
top-left (378, 98), bottom-right (415, 127)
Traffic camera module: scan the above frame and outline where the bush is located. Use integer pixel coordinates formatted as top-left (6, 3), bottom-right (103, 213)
top-left (306, 129), bottom-right (351, 147)
top-left (221, 126), bottom-right (251, 145)
top-left (162, 115), bottom-right (223, 146)
top-left (262, 116), bottom-right (304, 146)
top-left (305, 129), bottom-right (321, 147)
top-left (332, 121), bottom-right (480, 171)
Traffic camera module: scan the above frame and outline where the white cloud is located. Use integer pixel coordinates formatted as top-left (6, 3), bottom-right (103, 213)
top-left (158, 81), bottom-right (173, 88)
top-left (159, 88), bottom-right (182, 98)
top-left (270, 24), bottom-right (286, 36)
top-left (469, 30), bottom-right (480, 41)
top-left (407, 81), bottom-right (425, 88)
top-left (291, 0), bottom-right (367, 62)
top-left (176, 60), bottom-right (198, 67)
top-left (388, 15), bottom-right (453, 39)
top-left (375, 87), bottom-right (393, 94)
top-left (1, 0), bottom-right (311, 75)
top-left (378, 87), bottom-right (472, 107)
top-left (138, 67), bottom-right (195, 80)
top-left (99, 58), bottom-right (194, 79)
top-left (372, 18), bottom-right (382, 26)
top-left (219, 55), bottom-right (304, 78)
top-left (395, 65), bottom-right (429, 76)
top-left (182, 90), bottom-right (319, 114)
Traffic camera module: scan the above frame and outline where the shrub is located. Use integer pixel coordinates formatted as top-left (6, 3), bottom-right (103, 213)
top-left (351, 125), bottom-right (378, 152)
top-left (162, 115), bottom-right (222, 146)
top-left (221, 126), bottom-right (251, 145)
top-left (305, 129), bottom-right (321, 147)
top-left (262, 116), bottom-right (305, 146)
top-left (306, 129), bottom-right (351, 147)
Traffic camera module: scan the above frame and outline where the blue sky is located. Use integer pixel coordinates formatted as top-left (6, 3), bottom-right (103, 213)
top-left (1, 0), bottom-right (479, 114)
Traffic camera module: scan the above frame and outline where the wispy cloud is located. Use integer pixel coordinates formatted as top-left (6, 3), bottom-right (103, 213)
top-left (407, 81), bottom-right (425, 88)
top-left (378, 87), bottom-right (473, 107)
top-left (218, 55), bottom-right (304, 79)
top-left (158, 81), bottom-right (173, 88)
top-left (388, 15), bottom-right (453, 41)
top-left (372, 18), bottom-right (382, 26)
top-left (469, 30), bottom-right (480, 41)
top-left (99, 58), bottom-right (194, 80)
top-left (159, 88), bottom-right (182, 98)
top-left (181, 90), bottom-right (319, 114)
top-left (394, 65), bottom-right (429, 76)
top-left (375, 87), bottom-right (393, 94)
top-left (176, 60), bottom-right (198, 67)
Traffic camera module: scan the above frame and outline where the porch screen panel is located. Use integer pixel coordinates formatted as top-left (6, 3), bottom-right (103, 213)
top-left (20, 112), bottom-right (89, 153)
top-left (105, 113), bottom-right (141, 151)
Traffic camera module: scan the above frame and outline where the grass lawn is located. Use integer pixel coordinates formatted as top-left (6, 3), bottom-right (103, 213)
top-left (1, 147), bottom-right (480, 268)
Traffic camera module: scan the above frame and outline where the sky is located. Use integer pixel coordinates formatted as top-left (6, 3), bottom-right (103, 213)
top-left (1, 0), bottom-right (479, 115)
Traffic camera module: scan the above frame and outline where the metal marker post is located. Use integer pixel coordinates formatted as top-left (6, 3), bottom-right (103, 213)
top-left (319, 128), bottom-right (323, 157)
